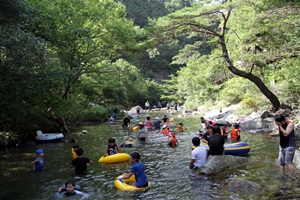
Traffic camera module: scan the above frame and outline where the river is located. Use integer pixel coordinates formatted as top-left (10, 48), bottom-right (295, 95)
top-left (0, 113), bottom-right (299, 199)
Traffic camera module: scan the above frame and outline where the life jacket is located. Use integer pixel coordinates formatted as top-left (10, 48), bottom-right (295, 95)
top-left (163, 127), bottom-right (170, 135)
top-left (178, 125), bottom-right (183, 131)
top-left (231, 128), bottom-right (240, 140)
top-left (169, 134), bottom-right (177, 146)
top-left (221, 128), bottom-right (229, 137)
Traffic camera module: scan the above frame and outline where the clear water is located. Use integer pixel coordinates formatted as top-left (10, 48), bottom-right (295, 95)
top-left (1, 113), bottom-right (300, 200)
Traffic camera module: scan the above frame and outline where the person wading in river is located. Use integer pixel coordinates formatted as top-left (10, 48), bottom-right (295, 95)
top-left (269, 114), bottom-right (296, 180)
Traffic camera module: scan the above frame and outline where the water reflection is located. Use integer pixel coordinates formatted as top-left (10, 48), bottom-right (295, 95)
top-left (0, 114), bottom-right (299, 199)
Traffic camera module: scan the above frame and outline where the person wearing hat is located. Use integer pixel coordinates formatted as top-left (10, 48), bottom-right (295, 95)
top-left (120, 138), bottom-right (135, 148)
top-left (137, 122), bottom-right (148, 142)
top-left (29, 149), bottom-right (44, 172)
top-left (154, 117), bottom-right (161, 131)
top-left (161, 124), bottom-right (170, 136)
top-left (115, 152), bottom-right (149, 188)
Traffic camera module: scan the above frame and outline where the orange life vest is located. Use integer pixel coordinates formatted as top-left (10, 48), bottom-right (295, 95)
top-left (178, 125), bottom-right (183, 131)
top-left (221, 128), bottom-right (229, 137)
top-left (169, 134), bottom-right (177, 146)
top-left (163, 127), bottom-right (170, 135)
top-left (231, 128), bottom-right (240, 140)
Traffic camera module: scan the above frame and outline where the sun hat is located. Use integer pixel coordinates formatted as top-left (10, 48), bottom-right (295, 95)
top-left (125, 138), bottom-right (135, 145)
top-left (155, 117), bottom-right (160, 120)
top-left (36, 149), bottom-right (43, 155)
top-left (138, 122), bottom-right (144, 126)
top-left (163, 124), bottom-right (167, 128)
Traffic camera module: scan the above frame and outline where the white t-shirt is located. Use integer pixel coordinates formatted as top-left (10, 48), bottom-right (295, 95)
top-left (191, 146), bottom-right (207, 167)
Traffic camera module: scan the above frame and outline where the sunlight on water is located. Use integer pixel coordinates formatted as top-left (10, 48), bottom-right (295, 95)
top-left (1, 112), bottom-right (300, 199)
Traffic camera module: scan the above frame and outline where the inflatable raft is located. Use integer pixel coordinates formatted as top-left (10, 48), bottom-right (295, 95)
top-left (193, 142), bottom-right (250, 155)
top-left (35, 130), bottom-right (64, 142)
top-left (98, 153), bottom-right (130, 163)
top-left (114, 175), bottom-right (150, 192)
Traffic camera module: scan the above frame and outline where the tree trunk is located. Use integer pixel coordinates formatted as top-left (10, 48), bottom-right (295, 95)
top-left (219, 35), bottom-right (280, 111)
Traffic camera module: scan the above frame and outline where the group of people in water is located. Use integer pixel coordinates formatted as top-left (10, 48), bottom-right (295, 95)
top-left (29, 110), bottom-right (297, 198)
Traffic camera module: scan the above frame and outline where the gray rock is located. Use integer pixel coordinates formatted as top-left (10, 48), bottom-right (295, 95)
top-left (220, 178), bottom-right (261, 194)
top-left (239, 117), bottom-right (277, 133)
top-left (198, 155), bottom-right (249, 175)
top-left (276, 108), bottom-right (291, 117)
top-left (239, 118), bottom-right (264, 131)
top-left (260, 110), bottom-right (271, 119)
top-left (293, 150), bottom-right (300, 169)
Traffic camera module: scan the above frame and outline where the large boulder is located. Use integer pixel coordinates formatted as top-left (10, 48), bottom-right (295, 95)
top-left (276, 108), bottom-right (292, 117)
top-left (293, 150), bottom-right (300, 169)
top-left (239, 117), bottom-right (277, 133)
top-left (219, 178), bottom-right (261, 194)
top-left (198, 155), bottom-right (249, 175)
top-left (239, 118), bottom-right (264, 133)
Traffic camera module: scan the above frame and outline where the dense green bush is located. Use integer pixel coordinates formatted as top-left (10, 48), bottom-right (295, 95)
top-left (71, 105), bottom-right (109, 123)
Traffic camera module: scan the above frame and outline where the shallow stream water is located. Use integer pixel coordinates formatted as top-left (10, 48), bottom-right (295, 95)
top-left (1, 112), bottom-right (300, 199)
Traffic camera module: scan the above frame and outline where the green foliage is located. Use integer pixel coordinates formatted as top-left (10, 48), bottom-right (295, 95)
top-left (0, 0), bottom-right (162, 134)
top-left (71, 105), bottom-right (109, 123)
top-left (240, 95), bottom-right (268, 111)
top-left (151, 0), bottom-right (300, 111)
top-left (272, 58), bottom-right (300, 106)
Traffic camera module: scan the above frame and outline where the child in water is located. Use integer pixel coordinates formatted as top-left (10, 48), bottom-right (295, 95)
top-left (178, 123), bottom-right (184, 132)
top-left (103, 138), bottom-right (122, 157)
top-left (115, 152), bottom-right (149, 188)
top-left (56, 179), bottom-right (89, 199)
top-left (121, 138), bottom-right (135, 148)
top-left (71, 144), bottom-right (79, 160)
top-left (190, 137), bottom-right (207, 169)
top-left (161, 124), bottom-right (170, 136)
top-left (144, 116), bottom-right (153, 131)
top-left (29, 149), bottom-right (44, 172)
top-left (71, 148), bottom-right (94, 175)
top-left (168, 132), bottom-right (178, 147)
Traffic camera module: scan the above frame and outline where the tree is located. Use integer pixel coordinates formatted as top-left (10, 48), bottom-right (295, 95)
top-left (149, 0), bottom-right (300, 110)
top-left (0, 0), bottom-right (63, 132)
top-left (29, 0), bottom-right (139, 100)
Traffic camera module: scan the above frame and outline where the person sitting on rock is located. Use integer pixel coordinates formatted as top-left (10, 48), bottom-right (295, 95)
top-left (207, 126), bottom-right (225, 156)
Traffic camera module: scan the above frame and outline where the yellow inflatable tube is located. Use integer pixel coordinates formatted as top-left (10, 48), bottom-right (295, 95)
top-left (114, 175), bottom-right (150, 192)
top-left (131, 126), bottom-right (138, 131)
top-left (98, 153), bottom-right (130, 163)
top-left (169, 118), bottom-right (174, 122)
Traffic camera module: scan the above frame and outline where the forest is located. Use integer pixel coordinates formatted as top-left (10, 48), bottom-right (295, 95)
top-left (0, 0), bottom-right (299, 135)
